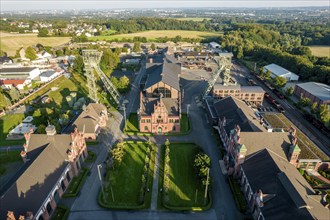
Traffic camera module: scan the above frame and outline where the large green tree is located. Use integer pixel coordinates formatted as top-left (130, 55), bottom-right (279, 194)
top-left (273, 76), bottom-right (287, 88)
top-left (72, 55), bottom-right (84, 75)
top-left (38, 28), bottom-right (49, 37)
top-left (25, 46), bottom-right (37, 60)
top-left (133, 42), bottom-right (141, 52)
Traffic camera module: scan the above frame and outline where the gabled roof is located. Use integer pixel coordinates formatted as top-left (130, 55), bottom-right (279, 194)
top-left (144, 62), bottom-right (180, 91)
top-left (0, 79), bottom-right (26, 86)
top-left (213, 96), bottom-right (264, 133)
top-left (242, 149), bottom-right (329, 220)
top-left (140, 96), bottom-right (179, 116)
top-left (0, 134), bottom-right (72, 219)
top-left (0, 67), bottom-right (37, 73)
top-left (71, 103), bottom-right (106, 133)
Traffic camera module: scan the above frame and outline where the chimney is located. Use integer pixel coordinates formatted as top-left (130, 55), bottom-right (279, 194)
top-left (45, 125), bottom-right (56, 135)
top-left (20, 151), bottom-right (29, 163)
top-left (255, 189), bottom-right (264, 207)
top-left (23, 143), bottom-right (28, 152)
top-left (7, 211), bottom-right (16, 220)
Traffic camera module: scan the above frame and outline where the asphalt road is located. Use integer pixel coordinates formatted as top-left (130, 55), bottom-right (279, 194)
top-left (235, 61), bottom-right (330, 155)
top-left (67, 64), bottom-right (242, 220)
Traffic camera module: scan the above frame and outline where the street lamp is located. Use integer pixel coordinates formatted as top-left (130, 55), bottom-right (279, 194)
top-left (187, 104), bottom-right (190, 118)
top-left (97, 164), bottom-right (105, 201)
top-left (122, 99), bottom-right (129, 130)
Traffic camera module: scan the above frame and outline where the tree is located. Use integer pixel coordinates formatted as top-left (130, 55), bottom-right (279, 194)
top-left (298, 97), bottom-right (311, 107)
top-left (236, 46), bottom-right (244, 59)
top-left (100, 49), bottom-right (120, 73)
top-left (273, 76), bottom-right (287, 88)
top-left (133, 42), bottom-right (141, 52)
top-left (25, 46), bottom-right (37, 60)
top-left (318, 104), bottom-right (330, 124)
top-left (8, 87), bottom-right (20, 102)
top-left (37, 124), bottom-right (47, 134)
top-left (0, 50), bottom-right (6, 57)
top-left (55, 49), bottom-right (64, 57)
top-left (311, 102), bottom-right (318, 114)
top-left (38, 28), bottom-right (49, 37)
top-left (72, 55), bottom-right (84, 75)
top-left (264, 70), bottom-right (272, 80)
top-left (285, 87), bottom-right (294, 96)
top-left (151, 43), bottom-right (156, 51)
top-left (165, 139), bottom-right (170, 147)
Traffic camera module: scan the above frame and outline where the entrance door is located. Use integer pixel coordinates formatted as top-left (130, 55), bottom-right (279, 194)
top-left (157, 127), bottom-right (162, 134)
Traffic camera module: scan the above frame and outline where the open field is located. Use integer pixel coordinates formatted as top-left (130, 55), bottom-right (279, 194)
top-left (164, 143), bottom-right (208, 208)
top-left (174, 17), bottom-right (212, 21)
top-left (0, 32), bottom-right (71, 56)
top-left (100, 142), bottom-right (155, 208)
top-left (263, 113), bottom-right (329, 160)
top-left (89, 30), bottom-right (221, 41)
top-left (309, 45), bottom-right (330, 58)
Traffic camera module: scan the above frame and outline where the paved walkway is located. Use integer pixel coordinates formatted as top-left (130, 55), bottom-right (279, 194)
top-left (150, 144), bottom-right (161, 210)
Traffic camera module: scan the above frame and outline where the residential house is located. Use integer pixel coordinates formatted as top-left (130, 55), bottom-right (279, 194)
top-left (0, 125), bottom-right (88, 220)
top-left (69, 103), bottom-right (108, 140)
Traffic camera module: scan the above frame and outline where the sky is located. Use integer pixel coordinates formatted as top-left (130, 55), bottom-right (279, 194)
top-left (1, 0), bottom-right (329, 11)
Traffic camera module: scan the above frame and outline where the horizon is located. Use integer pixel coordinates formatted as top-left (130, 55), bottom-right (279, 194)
top-left (1, 0), bottom-right (329, 12)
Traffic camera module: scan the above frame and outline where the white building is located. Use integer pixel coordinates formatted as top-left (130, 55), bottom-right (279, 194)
top-left (40, 69), bottom-right (62, 82)
top-left (264, 63), bottom-right (299, 81)
top-left (0, 67), bottom-right (41, 89)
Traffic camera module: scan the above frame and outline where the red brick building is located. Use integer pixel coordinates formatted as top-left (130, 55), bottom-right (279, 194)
top-left (0, 125), bottom-right (88, 220)
top-left (139, 52), bottom-right (181, 134)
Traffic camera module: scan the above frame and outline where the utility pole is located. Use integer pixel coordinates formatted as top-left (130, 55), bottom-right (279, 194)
top-left (204, 167), bottom-right (210, 205)
top-left (97, 164), bottom-right (105, 202)
top-left (187, 104), bottom-right (190, 118)
top-left (123, 104), bottom-right (126, 130)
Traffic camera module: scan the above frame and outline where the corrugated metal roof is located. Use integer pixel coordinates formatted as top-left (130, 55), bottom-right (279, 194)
top-left (264, 63), bottom-right (298, 78)
top-left (296, 82), bottom-right (330, 101)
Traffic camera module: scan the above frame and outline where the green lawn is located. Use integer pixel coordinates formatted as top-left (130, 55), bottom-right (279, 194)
top-left (0, 114), bottom-right (26, 146)
top-left (164, 143), bottom-right (209, 208)
top-left (89, 30), bottom-right (222, 41)
top-left (125, 113), bottom-right (139, 132)
top-left (180, 113), bottom-right (189, 133)
top-left (51, 205), bottom-right (69, 220)
top-left (100, 142), bottom-right (155, 208)
top-left (263, 113), bottom-right (329, 160)
top-left (63, 167), bottom-right (89, 197)
top-left (0, 150), bottom-right (22, 175)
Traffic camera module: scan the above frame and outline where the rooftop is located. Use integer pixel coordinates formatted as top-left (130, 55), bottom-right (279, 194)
top-left (144, 62), bottom-right (180, 91)
top-left (264, 63), bottom-right (298, 77)
top-left (0, 133), bottom-right (73, 219)
top-left (0, 67), bottom-right (37, 74)
top-left (68, 103), bottom-right (107, 134)
top-left (40, 70), bottom-right (56, 78)
top-left (242, 149), bottom-right (329, 220)
top-left (296, 82), bottom-right (330, 102)
top-left (213, 96), bottom-right (265, 133)
top-left (140, 96), bottom-right (179, 116)
top-left (240, 86), bottom-right (265, 93)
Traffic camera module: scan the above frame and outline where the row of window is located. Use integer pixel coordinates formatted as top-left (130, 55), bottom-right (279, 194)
top-left (144, 126), bottom-right (176, 131)
top-left (141, 119), bottom-right (179, 123)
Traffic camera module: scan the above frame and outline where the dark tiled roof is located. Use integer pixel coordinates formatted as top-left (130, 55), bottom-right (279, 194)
top-left (144, 62), bottom-right (180, 91)
top-left (0, 134), bottom-right (72, 219)
top-left (140, 97), bottom-right (179, 116)
top-left (213, 96), bottom-right (264, 133)
top-left (0, 67), bottom-right (37, 73)
top-left (242, 149), bottom-right (329, 220)
top-left (70, 103), bottom-right (106, 133)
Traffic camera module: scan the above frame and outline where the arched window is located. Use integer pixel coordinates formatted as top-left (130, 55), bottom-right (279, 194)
top-left (46, 202), bottom-right (53, 215)
top-left (66, 172), bottom-right (71, 182)
top-left (152, 87), bottom-right (171, 98)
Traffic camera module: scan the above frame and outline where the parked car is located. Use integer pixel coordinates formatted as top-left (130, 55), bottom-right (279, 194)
top-left (273, 89), bottom-right (285, 99)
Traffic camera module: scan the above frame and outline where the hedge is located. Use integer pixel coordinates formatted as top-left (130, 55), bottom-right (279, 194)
top-left (62, 167), bottom-right (89, 198)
